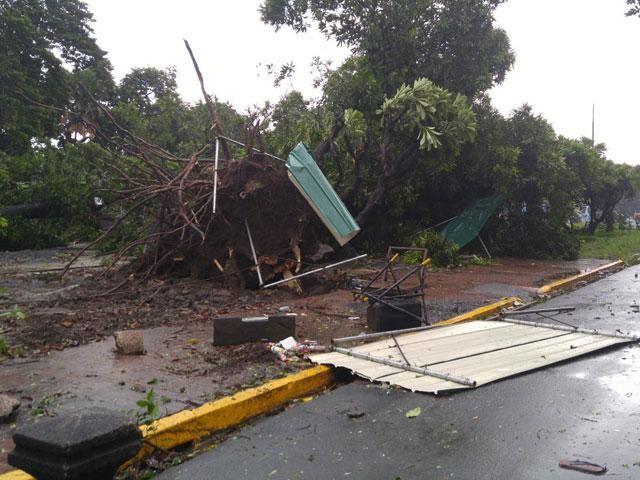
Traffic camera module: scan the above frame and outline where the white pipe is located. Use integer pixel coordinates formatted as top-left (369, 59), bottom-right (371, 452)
top-left (245, 219), bottom-right (263, 286)
top-left (212, 138), bottom-right (219, 213)
top-left (332, 346), bottom-right (476, 387)
top-left (500, 317), bottom-right (640, 341)
top-left (261, 254), bottom-right (368, 289)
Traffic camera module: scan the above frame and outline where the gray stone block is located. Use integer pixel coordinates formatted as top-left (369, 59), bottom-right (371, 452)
top-left (8, 408), bottom-right (142, 480)
top-left (213, 314), bottom-right (296, 346)
top-left (0, 394), bottom-right (20, 423)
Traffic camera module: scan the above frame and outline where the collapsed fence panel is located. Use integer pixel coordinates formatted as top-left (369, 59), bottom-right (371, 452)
top-left (310, 320), bottom-right (632, 393)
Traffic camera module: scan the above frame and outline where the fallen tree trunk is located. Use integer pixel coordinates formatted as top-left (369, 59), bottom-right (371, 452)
top-left (1, 203), bottom-right (60, 219)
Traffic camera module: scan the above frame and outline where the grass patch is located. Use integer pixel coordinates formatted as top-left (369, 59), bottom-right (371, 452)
top-left (577, 228), bottom-right (640, 264)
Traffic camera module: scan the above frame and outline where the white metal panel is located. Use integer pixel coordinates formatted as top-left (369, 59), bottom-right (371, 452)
top-left (310, 320), bottom-right (631, 393)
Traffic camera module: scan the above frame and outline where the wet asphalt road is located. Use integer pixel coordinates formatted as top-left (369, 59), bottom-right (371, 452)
top-left (159, 265), bottom-right (640, 480)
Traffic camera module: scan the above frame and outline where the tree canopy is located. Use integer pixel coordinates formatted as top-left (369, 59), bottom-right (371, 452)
top-left (260, 0), bottom-right (514, 97)
top-left (0, 0), bottom-right (636, 257)
top-left (0, 0), bottom-right (112, 155)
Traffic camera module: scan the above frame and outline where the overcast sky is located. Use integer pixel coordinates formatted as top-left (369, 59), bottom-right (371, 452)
top-left (85, 0), bottom-right (640, 166)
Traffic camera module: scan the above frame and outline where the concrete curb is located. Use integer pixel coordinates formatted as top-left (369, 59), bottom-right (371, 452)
top-left (432, 297), bottom-right (521, 326)
top-left (0, 296), bottom-right (523, 480)
top-left (0, 366), bottom-right (334, 480)
top-left (537, 260), bottom-right (624, 296)
top-left (0, 472), bottom-right (32, 480)
top-left (131, 365), bottom-right (334, 464)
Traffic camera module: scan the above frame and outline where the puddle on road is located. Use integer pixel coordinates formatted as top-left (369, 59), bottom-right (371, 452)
top-left (598, 348), bottom-right (640, 403)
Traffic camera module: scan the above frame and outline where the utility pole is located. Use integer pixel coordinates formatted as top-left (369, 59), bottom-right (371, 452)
top-left (591, 103), bottom-right (595, 147)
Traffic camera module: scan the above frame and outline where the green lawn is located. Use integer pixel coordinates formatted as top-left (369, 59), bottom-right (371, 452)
top-left (577, 228), bottom-right (640, 263)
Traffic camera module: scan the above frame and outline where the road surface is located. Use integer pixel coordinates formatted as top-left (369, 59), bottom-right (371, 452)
top-left (159, 265), bottom-right (640, 480)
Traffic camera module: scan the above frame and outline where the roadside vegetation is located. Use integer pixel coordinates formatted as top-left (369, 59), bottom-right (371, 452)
top-left (578, 228), bottom-right (640, 264)
top-left (1, 0), bottom-right (639, 262)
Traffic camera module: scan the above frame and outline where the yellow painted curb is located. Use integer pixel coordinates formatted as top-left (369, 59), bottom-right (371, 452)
top-left (537, 260), bottom-right (624, 296)
top-left (0, 471), bottom-right (33, 480)
top-left (432, 297), bottom-right (521, 327)
top-left (131, 364), bottom-right (333, 462)
top-left (0, 365), bottom-right (334, 480)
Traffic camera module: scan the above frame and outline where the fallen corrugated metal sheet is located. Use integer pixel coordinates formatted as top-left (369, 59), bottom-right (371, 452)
top-left (310, 320), bottom-right (631, 393)
top-left (287, 143), bottom-right (360, 246)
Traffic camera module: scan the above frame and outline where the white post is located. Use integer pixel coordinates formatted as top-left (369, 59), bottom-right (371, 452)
top-left (212, 138), bottom-right (219, 213)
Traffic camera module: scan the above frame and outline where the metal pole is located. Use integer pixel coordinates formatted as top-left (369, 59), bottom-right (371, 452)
top-left (391, 335), bottom-right (410, 365)
top-left (372, 258), bottom-right (431, 302)
top-left (505, 307), bottom-right (575, 316)
top-left (333, 325), bottom-right (439, 345)
top-left (477, 235), bottom-right (491, 259)
top-left (332, 346), bottom-right (476, 387)
top-left (216, 135), bottom-right (286, 163)
top-left (244, 219), bottom-right (263, 286)
top-left (417, 215), bottom-right (459, 234)
top-left (212, 138), bottom-right (219, 213)
top-left (261, 254), bottom-right (367, 289)
top-left (360, 253), bottom-right (399, 294)
top-left (592, 103), bottom-right (595, 147)
top-left (360, 291), bottom-right (424, 323)
top-left (499, 317), bottom-right (640, 342)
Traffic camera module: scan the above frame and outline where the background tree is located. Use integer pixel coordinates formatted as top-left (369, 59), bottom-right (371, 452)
top-left (260, 0), bottom-right (514, 97)
top-left (0, 0), bottom-right (113, 154)
top-left (627, 0), bottom-right (640, 16)
top-left (562, 137), bottom-right (637, 233)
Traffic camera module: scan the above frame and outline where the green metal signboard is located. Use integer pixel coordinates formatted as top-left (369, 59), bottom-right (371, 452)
top-left (441, 195), bottom-right (504, 248)
top-left (286, 143), bottom-right (361, 245)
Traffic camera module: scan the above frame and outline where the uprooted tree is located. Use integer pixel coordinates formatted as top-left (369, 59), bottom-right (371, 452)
top-left (59, 42), bottom-right (476, 287)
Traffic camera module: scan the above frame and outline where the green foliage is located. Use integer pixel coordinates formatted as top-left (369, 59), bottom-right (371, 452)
top-left (490, 214), bottom-right (580, 260)
top-left (466, 255), bottom-right (492, 266)
top-left (0, 305), bottom-right (26, 321)
top-left (136, 389), bottom-right (160, 425)
top-left (561, 137), bottom-right (636, 233)
top-left (29, 392), bottom-right (63, 417)
top-left (627, 0), bottom-right (640, 16)
top-left (577, 228), bottom-right (640, 264)
top-left (379, 79), bottom-right (476, 151)
top-left (118, 67), bottom-right (179, 115)
top-left (0, 0), bottom-right (112, 155)
top-left (343, 108), bottom-right (366, 143)
top-left (0, 143), bottom-right (106, 249)
top-left (260, 0), bottom-right (514, 97)
top-left (406, 231), bottom-right (460, 267)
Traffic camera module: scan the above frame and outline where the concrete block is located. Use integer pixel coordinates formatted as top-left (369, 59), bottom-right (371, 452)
top-left (8, 407), bottom-right (142, 480)
top-left (213, 314), bottom-right (296, 346)
top-left (367, 299), bottom-right (423, 332)
top-left (0, 394), bottom-right (20, 423)
top-left (113, 330), bottom-right (145, 355)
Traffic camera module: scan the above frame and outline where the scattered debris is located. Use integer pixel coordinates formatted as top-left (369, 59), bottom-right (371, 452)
top-left (558, 459), bottom-right (607, 475)
top-left (269, 336), bottom-right (326, 361)
top-left (405, 407), bottom-right (422, 418)
top-left (344, 407), bottom-right (366, 419)
top-left (0, 394), bottom-right (20, 423)
top-left (114, 331), bottom-right (145, 355)
top-left (353, 249), bottom-right (429, 331)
